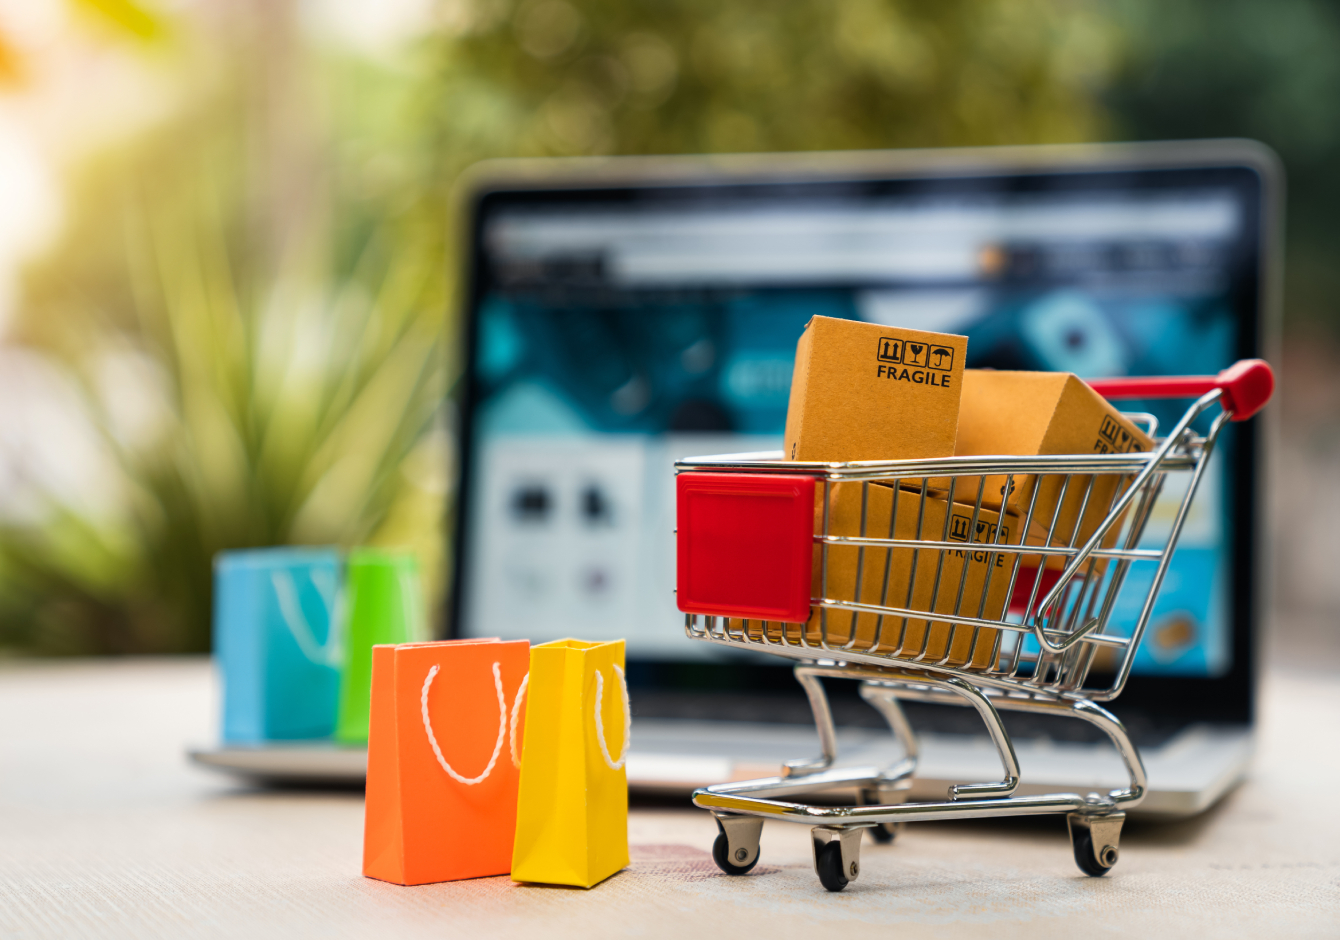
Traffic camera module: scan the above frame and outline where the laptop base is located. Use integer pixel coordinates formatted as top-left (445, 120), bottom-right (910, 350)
top-left (188, 718), bottom-right (1249, 818)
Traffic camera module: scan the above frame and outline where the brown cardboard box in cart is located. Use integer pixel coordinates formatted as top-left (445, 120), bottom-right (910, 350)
top-left (952, 371), bottom-right (1153, 572)
top-left (783, 316), bottom-right (967, 464)
top-left (756, 482), bottom-right (1022, 671)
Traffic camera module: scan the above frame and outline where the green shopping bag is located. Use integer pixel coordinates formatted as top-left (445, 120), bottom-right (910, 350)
top-left (335, 549), bottom-right (423, 743)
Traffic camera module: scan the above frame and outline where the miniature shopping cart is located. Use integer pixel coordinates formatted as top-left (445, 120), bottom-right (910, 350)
top-left (674, 360), bottom-right (1274, 891)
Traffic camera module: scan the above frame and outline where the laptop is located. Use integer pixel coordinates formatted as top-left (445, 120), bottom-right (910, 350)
top-left (451, 141), bottom-right (1279, 818)
top-left (191, 141), bottom-right (1279, 817)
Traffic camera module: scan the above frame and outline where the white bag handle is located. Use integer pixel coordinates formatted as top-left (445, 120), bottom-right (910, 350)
top-left (509, 673), bottom-right (529, 770)
top-left (593, 664), bottom-right (630, 771)
top-left (421, 662), bottom-right (525, 786)
top-left (272, 569), bottom-right (341, 667)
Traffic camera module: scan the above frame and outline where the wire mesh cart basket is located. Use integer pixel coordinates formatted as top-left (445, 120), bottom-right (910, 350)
top-left (674, 360), bottom-right (1274, 891)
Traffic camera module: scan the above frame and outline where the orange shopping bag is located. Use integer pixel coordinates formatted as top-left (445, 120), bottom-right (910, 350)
top-left (362, 638), bottom-right (530, 885)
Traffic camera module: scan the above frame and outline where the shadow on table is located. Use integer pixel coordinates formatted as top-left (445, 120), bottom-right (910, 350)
top-left (194, 779), bottom-right (366, 802)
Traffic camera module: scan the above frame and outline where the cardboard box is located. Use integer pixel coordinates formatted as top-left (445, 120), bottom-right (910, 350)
top-left (755, 482), bottom-right (1019, 671)
top-left (783, 316), bottom-right (968, 463)
top-left (952, 371), bottom-right (1153, 571)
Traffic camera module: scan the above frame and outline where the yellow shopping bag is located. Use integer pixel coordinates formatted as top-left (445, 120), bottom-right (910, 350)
top-left (511, 639), bottom-right (629, 888)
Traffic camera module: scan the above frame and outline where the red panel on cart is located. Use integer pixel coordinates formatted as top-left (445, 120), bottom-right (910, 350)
top-left (676, 472), bottom-right (815, 623)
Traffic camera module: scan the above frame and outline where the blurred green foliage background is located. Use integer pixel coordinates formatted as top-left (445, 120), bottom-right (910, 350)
top-left (0, 0), bottom-right (1336, 654)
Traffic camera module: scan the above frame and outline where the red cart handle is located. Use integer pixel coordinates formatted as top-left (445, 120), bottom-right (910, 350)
top-left (1087, 358), bottom-right (1274, 422)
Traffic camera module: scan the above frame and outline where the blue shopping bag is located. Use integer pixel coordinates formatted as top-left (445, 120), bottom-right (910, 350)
top-left (213, 547), bottom-right (343, 742)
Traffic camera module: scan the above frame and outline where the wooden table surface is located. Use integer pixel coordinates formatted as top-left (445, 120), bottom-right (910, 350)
top-left (1, 657), bottom-right (1336, 939)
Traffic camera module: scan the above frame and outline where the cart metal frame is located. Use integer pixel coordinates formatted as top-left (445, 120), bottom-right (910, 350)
top-left (675, 369), bottom-right (1267, 891)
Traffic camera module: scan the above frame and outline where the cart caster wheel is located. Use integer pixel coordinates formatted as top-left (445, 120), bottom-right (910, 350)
top-left (1070, 826), bottom-right (1115, 877)
top-left (1067, 811), bottom-right (1124, 878)
top-left (868, 824), bottom-right (896, 845)
top-left (859, 785), bottom-right (907, 846)
top-left (811, 826), bottom-right (863, 892)
top-left (711, 816), bottom-right (762, 876)
top-left (815, 840), bottom-right (849, 891)
top-left (712, 831), bottom-right (760, 875)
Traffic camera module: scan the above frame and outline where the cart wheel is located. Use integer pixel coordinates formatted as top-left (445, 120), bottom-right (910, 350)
top-left (867, 824), bottom-right (896, 845)
top-left (815, 840), bottom-right (849, 892)
top-left (858, 785), bottom-right (906, 846)
top-left (1067, 811), bottom-right (1123, 877)
top-left (1070, 825), bottom-right (1116, 877)
top-left (712, 830), bottom-right (760, 876)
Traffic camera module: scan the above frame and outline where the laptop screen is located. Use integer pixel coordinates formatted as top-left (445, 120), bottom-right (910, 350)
top-left (454, 156), bottom-right (1266, 687)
